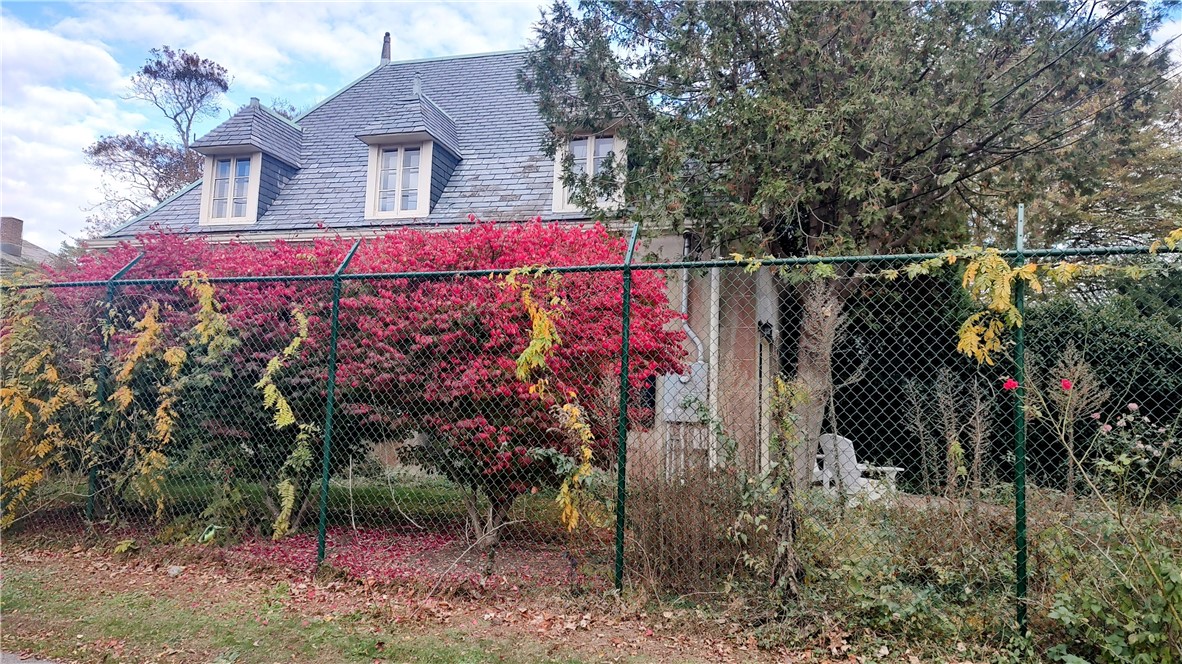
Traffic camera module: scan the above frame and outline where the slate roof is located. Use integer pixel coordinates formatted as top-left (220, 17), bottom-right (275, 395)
top-left (105, 51), bottom-right (586, 241)
top-left (357, 94), bottom-right (461, 157)
top-left (190, 100), bottom-right (303, 168)
top-left (1, 240), bottom-right (55, 278)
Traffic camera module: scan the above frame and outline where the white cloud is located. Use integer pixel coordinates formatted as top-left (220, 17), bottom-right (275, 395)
top-left (1, 83), bottom-right (148, 250)
top-left (0, 14), bottom-right (126, 100)
top-left (0, 2), bottom-right (543, 251)
top-left (52, 2), bottom-right (540, 102)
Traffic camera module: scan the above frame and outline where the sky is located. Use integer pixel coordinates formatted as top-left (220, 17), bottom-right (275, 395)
top-left (1, 2), bottom-right (1180, 252)
top-left (1, 0), bottom-right (545, 250)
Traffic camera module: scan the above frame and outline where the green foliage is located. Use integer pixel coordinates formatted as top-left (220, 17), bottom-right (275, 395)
top-left (1047, 532), bottom-right (1182, 663)
top-left (1091, 408), bottom-right (1182, 503)
top-left (524, 1), bottom-right (1175, 256)
top-left (1025, 295), bottom-right (1182, 396)
top-left (986, 81), bottom-right (1182, 250)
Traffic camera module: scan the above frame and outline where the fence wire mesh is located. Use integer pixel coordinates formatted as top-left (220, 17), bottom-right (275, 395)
top-left (2, 237), bottom-right (1179, 652)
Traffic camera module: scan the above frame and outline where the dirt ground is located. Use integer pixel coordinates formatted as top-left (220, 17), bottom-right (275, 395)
top-left (0, 544), bottom-right (795, 664)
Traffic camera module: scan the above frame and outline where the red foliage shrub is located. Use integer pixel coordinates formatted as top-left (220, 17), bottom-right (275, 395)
top-left (48, 221), bottom-right (685, 532)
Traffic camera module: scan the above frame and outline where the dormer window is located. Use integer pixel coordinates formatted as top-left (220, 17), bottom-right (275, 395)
top-left (553, 133), bottom-right (626, 213)
top-left (365, 140), bottom-right (433, 219)
top-left (379, 146), bottom-right (420, 212)
top-left (199, 153), bottom-right (261, 225)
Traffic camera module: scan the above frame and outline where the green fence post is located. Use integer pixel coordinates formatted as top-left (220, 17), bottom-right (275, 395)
top-left (316, 240), bottom-right (361, 565)
top-left (86, 253), bottom-right (143, 522)
top-left (615, 224), bottom-right (640, 592)
top-left (1013, 204), bottom-right (1029, 635)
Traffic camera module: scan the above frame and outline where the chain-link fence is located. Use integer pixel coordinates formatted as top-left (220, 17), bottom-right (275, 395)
top-left (3, 226), bottom-right (1179, 654)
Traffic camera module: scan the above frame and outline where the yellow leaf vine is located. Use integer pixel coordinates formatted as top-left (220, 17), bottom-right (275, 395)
top-left (502, 268), bottom-right (603, 532)
top-left (254, 307), bottom-right (308, 430)
top-left (0, 288), bottom-right (87, 528)
top-left (252, 306), bottom-right (316, 539)
top-left (269, 425), bottom-right (315, 540)
top-left (178, 270), bottom-right (236, 357)
top-left (93, 271), bottom-right (232, 522)
top-left (503, 267), bottom-right (563, 381)
top-left (735, 225), bottom-right (1182, 367)
top-left (553, 402), bottom-right (601, 532)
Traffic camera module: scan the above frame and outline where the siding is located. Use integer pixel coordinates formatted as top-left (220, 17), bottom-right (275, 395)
top-left (258, 154), bottom-right (298, 217)
top-left (431, 146), bottom-right (461, 211)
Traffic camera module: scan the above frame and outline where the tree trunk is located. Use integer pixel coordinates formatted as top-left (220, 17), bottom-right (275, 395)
top-left (770, 464), bottom-right (804, 599)
top-left (789, 280), bottom-right (846, 488)
top-left (289, 483), bottom-right (318, 532)
top-left (771, 278), bottom-right (846, 599)
top-left (464, 489), bottom-right (517, 576)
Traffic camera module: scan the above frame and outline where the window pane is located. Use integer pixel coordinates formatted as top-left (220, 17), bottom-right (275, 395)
top-left (594, 136), bottom-right (614, 158)
top-left (235, 158), bottom-right (251, 177)
top-left (215, 159), bottom-right (231, 178)
top-left (401, 163), bottom-right (418, 190)
top-left (401, 189), bottom-right (418, 211)
top-left (382, 149), bottom-right (399, 169)
top-left (232, 200), bottom-right (247, 217)
top-left (379, 193), bottom-right (396, 212)
top-left (213, 178), bottom-right (228, 199)
top-left (401, 147), bottom-right (420, 211)
top-left (593, 136), bottom-right (613, 175)
top-left (212, 199), bottom-right (227, 218)
top-left (380, 170), bottom-right (397, 192)
top-left (233, 178), bottom-right (248, 198)
top-left (569, 138), bottom-right (588, 175)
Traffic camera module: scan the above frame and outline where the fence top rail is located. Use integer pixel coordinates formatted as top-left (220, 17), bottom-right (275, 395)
top-left (2, 242), bottom-right (1177, 291)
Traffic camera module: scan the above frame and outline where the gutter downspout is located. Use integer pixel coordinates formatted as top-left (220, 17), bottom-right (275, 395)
top-left (680, 232), bottom-right (704, 363)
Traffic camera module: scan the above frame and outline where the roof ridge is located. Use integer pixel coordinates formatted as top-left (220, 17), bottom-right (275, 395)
top-left (379, 48), bottom-right (527, 67)
top-left (255, 102), bottom-right (303, 131)
top-left (293, 51), bottom-right (524, 123)
top-left (418, 92), bottom-right (459, 124)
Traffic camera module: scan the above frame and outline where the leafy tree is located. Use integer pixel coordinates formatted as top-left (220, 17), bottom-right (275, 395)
top-left (523, 0), bottom-right (1177, 595)
top-left (84, 47), bottom-right (231, 236)
top-left (128, 46), bottom-right (232, 151)
top-left (83, 132), bottom-right (202, 232)
top-left (970, 79), bottom-right (1182, 248)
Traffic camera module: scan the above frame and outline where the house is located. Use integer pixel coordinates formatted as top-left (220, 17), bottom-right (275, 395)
top-left (98, 37), bottom-right (779, 479)
top-left (99, 42), bottom-right (607, 243)
top-left (1, 217), bottom-right (55, 279)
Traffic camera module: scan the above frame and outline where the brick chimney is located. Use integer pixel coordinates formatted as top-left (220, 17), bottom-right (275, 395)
top-left (1, 216), bottom-right (23, 259)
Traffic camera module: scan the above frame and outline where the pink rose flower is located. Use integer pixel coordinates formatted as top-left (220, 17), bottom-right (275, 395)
top-left (1060, 379), bottom-right (1073, 390)
top-left (1127, 403), bottom-right (1139, 412)
top-left (1003, 378), bottom-right (1019, 391)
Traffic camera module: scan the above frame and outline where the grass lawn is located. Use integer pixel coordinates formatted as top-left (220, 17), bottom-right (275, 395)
top-left (0, 562), bottom-right (600, 663)
top-left (0, 548), bottom-right (770, 664)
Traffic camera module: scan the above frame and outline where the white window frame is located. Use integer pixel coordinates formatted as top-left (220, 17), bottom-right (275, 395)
top-left (199, 153), bottom-right (262, 226)
top-left (365, 140), bottom-right (433, 220)
top-left (552, 133), bottom-right (626, 213)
